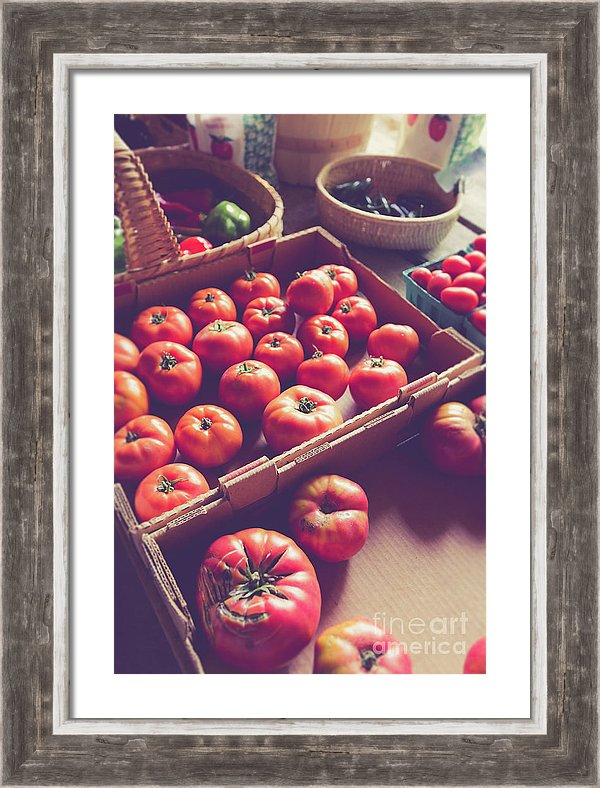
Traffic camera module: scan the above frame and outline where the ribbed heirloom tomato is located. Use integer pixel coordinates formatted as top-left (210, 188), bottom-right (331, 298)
top-left (192, 319), bottom-right (253, 374)
top-left (134, 463), bottom-right (210, 522)
top-left (422, 401), bottom-right (486, 476)
top-left (114, 415), bottom-right (176, 482)
top-left (367, 323), bottom-right (420, 366)
top-left (187, 287), bottom-right (236, 331)
top-left (262, 385), bottom-right (343, 453)
top-left (349, 356), bottom-right (408, 409)
top-left (242, 296), bottom-right (295, 341)
top-left (218, 360), bottom-right (281, 421)
top-left (114, 333), bottom-right (140, 372)
top-left (317, 264), bottom-right (358, 302)
top-left (253, 332), bottom-right (304, 382)
top-left (286, 269), bottom-right (334, 316)
top-left (296, 351), bottom-right (350, 400)
top-left (314, 618), bottom-right (412, 674)
top-left (229, 270), bottom-right (281, 310)
top-left (289, 474), bottom-right (369, 562)
top-left (130, 305), bottom-right (193, 349)
top-left (297, 315), bottom-right (349, 358)
top-left (175, 404), bottom-right (243, 468)
top-left (197, 528), bottom-right (321, 671)
top-left (137, 341), bottom-right (202, 405)
top-left (331, 296), bottom-right (378, 343)
top-left (114, 371), bottom-right (149, 431)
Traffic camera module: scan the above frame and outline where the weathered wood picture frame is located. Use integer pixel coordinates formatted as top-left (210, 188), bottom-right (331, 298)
top-left (2, 2), bottom-right (597, 785)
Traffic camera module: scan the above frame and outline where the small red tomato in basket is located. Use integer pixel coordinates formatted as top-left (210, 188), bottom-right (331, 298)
top-left (262, 385), bottom-right (343, 454)
top-left (114, 415), bottom-right (176, 482)
top-left (331, 296), bottom-right (378, 343)
top-left (464, 637), bottom-right (486, 674)
top-left (479, 291), bottom-right (487, 305)
top-left (409, 267), bottom-right (433, 289)
top-left (187, 287), bottom-right (236, 332)
top-left (218, 360), bottom-right (281, 421)
top-left (317, 264), bottom-right (358, 302)
top-left (242, 296), bottom-right (295, 341)
top-left (228, 270), bottom-right (281, 311)
top-left (175, 404), bottom-right (243, 468)
top-left (422, 401), bottom-right (485, 476)
top-left (465, 250), bottom-right (486, 270)
top-left (470, 308), bottom-right (486, 335)
top-left (254, 332), bottom-right (304, 382)
top-left (314, 618), bottom-right (412, 674)
top-left (367, 323), bottom-right (420, 367)
top-left (114, 371), bottom-right (149, 431)
top-left (472, 233), bottom-right (486, 254)
top-left (470, 394), bottom-right (486, 417)
top-left (193, 319), bottom-right (253, 374)
top-left (440, 286), bottom-right (479, 314)
top-left (476, 261), bottom-right (487, 277)
top-left (137, 341), bottom-right (203, 406)
top-left (349, 356), bottom-right (407, 410)
top-left (296, 350), bottom-right (350, 400)
top-left (286, 269), bottom-right (334, 316)
top-left (452, 272), bottom-right (486, 294)
top-left (442, 254), bottom-right (471, 278)
top-left (297, 314), bottom-right (349, 358)
top-left (427, 271), bottom-right (452, 299)
top-left (134, 463), bottom-right (210, 522)
top-left (130, 305), bottom-right (193, 350)
top-left (114, 333), bottom-right (140, 372)
top-left (179, 236), bottom-right (213, 256)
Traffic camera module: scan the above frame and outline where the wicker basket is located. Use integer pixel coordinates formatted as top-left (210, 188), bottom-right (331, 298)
top-left (315, 155), bottom-right (463, 250)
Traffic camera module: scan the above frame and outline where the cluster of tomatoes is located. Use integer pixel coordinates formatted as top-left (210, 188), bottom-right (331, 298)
top-left (410, 233), bottom-right (487, 336)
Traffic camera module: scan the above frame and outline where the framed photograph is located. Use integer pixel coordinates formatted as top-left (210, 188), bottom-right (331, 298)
top-left (2, 2), bottom-right (597, 785)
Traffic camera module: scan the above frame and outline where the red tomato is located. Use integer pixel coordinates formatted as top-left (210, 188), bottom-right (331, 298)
top-left (175, 404), bottom-right (243, 468)
top-left (242, 296), bottom-right (295, 341)
top-left (367, 323), bottom-right (420, 367)
top-left (349, 356), bottom-right (407, 409)
top-left (179, 236), bottom-right (213, 255)
top-left (470, 394), bottom-right (486, 417)
top-left (410, 267), bottom-right (433, 288)
top-left (476, 261), bottom-right (487, 277)
top-left (134, 463), bottom-right (210, 522)
top-left (452, 272), bottom-right (486, 294)
top-left (297, 315), bottom-right (349, 358)
top-left (187, 287), bottom-right (236, 332)
top-left (427, 271), bottom-right (452, 299)
top-left (114, 371), bottom-right (149, 431)
top-left (441, 255), bottom-right (471, 277)
top-left (114, 415), bottom-right (176, 482)
top-left (463, 637), bottom-right (486, 673)
top-left (472, 233), bottom-right (486, 254)
top-left (253, 332), bottom-right (304, 382)
top-left (464, 250), bottom-right (486, 270)
top-left (218, 360), bottom-right (281, 421)
top-left (314, 618), bottom-right (412, 674)
top-left (228, 270), bottom-right (281, 311)
top-left (262, 385), bottom-right (343, 453)
top-left (479, 291), bottom-right (487, 305)
top-left (331, 296), bottom-right (378, 343)
top-left (289, 474), bottom-right (369, 562)
top-left (296, 351), bottom-right (350, 400)
top-left (470, 308), bottom-right (486, 335)
top-left (114, 333), bottom-right (140, 372)
top-left (137, 341), bottom-right (202, 405)
top-left (317, 264), bottom-right (358, 302)
top-left (422, 401), bottom-right (485, 476)
top-left (286, 269), bottom-right (334, 316)
top-left (130, 305), bottom-right (193, 349)
top-left (197, 528), bottom-right (321, 671)
top-left (440, 286), bottom-right (479, 314)
top-left (192, 319), bottom-right (254, 374)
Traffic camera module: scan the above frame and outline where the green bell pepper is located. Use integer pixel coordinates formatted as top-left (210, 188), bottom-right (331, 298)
top-left (114, 216), bottom-right (126, 274)
top-left (203, 201), bottom-right (251, 245)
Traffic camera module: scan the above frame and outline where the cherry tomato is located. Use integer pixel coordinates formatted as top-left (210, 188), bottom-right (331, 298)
top-left (472, 233), bottom-right (486, 254)
top-left (464, 637), bottom-right (486, 673)
top-left (175, 404), bottom-right (243, 468)
top-left (314, 618), bottom-right (412, 674)
top-left (470, 308), bottom-right (486, 335)
top-left (228, 270), bottom-right (281, 311)
top-left (192, 319), bottom-right (254, 374)
top-left (197, 528), bottom-right (321, 671)
top-left (114, 371), bottom-right (149, 431)
top-left (253, 332), bottom-right (304, 382)
top-left (134, 463), bottom-right (210, 522)
top-left (114, 333), bottom-right (140, 372)
top-left (179, 235), bottom-right (213, 255)
top-left (187, 287), bottom-right (236, 332)
top-left (242, 296), bottom-right (295, 341)
top-left (218, 360), bottom-right (281, 421)
top-left (331, 296), bottom-right (378, 343)
top-left (367, 323), bottom-right (420, 367)
top-left (137, 341), bottom-right (202, 405)
top-left (349, 356), bottom-right (408, 409)
top-left (130, 306), bottom-right (193, 349)
top-left (427, 271), bottom-right (452, 299)
top-left (440, 286), bottom-right (479, 314)
top-left (317, 264), bottom-right (358, 302)
top-left (470, 394), bottom-right (486, 417)
top-left (297, 315), bottom-right (349, 358)
top-left (286, 269), bottom-right (334, 316)
top-left (452, 272), bottom-right (486, 294)
top-left (114, 415), bottom-right (176, 482)
top-left (479, 291), bottom-right (487, 305)
top-left (262, 385), bottom-right (343, 454)
top-left (441, 255), bottom-right (471, 277)
top-left (296, 351), bottom-right (350, 400)
top-left (409, 267), bottom-right (433, 288)
top-left (464, 250), bottom-right (486, 270)
top-left (476, 261), bottom-right (487, 277)
top-left (422, 401), bottom-right (485, 476)
top-left (289, 474), bottom-right (369, 562)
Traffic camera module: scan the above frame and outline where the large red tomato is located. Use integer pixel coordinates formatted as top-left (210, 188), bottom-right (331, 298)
top-left (130, 305), bottom-right (193, 349)
top-left (367, 323), bottom-right (420, 367)
top-left (317, 264), bottom-right (358, 302)
top-left (175, 404), bottom-right (243, 468)
top-left (286, 269), bottom-right (334, 316)
top-left (314, 618), bottom-right (412, 674)
top-left (134, 463), bottom-right (210, 522)
top-left (136, 341), bottom-right (202, 405)
top-left (470, 394), bottom-right (486, 416)
top-left (422, 401), bottom-right (485, 476)
top-left (197, 528), bottom-right (321, 672)
top-left (218, 360), bottom-right (281, 421)
top-left (114, 371), bottom-right (149, 431)
top-left (463, 637), bottom-right (486, 673)
top-left (349, 356), bottom-right (407, 409)
top-left (262, 385), bottom-right (343, 454)
top-left (289, 474), bottom-right (369, 562)
top-left (114, 415), bottom-right (176, 482)
top-left (229, 270), bottom-right (281, 310)
top-left (242, 296), bottom-right (295, 341)
top-left (296, 351), bottom-right (350, 400)
top-left (331, 296), bottom-right (378, 343)
top-left (192, 319), bottom-right (254, 374)
top-left (253, 332), bottom-right (304, 382)
top-left (187, 287), bottom-right (236, 332)
top-left (297, 315), bottom-right (349, 358)
top-left (114, 333), bottom-right (140, 372)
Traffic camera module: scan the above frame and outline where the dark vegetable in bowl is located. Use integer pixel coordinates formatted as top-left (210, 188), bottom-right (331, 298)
top-left (329, 178), bottom-right (446, 218)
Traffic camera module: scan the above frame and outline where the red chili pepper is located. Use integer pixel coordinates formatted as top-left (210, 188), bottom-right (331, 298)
top-left (162, 188), bottom-right (214, 215)
top-left (156, 193), bottom-right (201, 228)
top-left (179, 236), bottom-right (214, 255)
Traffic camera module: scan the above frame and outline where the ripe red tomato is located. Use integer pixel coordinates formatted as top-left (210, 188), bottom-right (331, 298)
top-left (317, 264), bottom-right (358, 302)
top-left (427, 271), bottom-right (452, 299)
top-left (472, 233), bottom-right (486, 254)
top-left (464, 250), bottom-right (486, 270)
top-left (289, 474), bottom-right (369, 562)
top-left (262, 385), bottom-right (343, 453)
top-left (476, 261), bottom-right (487, 277)
top-left (422, 401), bottom-right (485, 476)
top-left (187, 287), bottom-right (236, 332)
top-left (130, 306), bottom-right (193, 349)
top-left (286, 269), bottom-right (334, 316)
top-left (179, 236), bottom-right (213, 255)
top-left (253, 332), bottom-right (304, 382)
top-left (242, 296), bottom-right (295, 341)
top-left (296, 351), bottom-right (350, 400)
top-left (463, 637), bottom-right (486, 674)
top-left (297, 315), bottom-right (349, 358)
top-left (349, 356), bottom-right (407, 409)
top-left (114, 333), bottom-right (140, 372)
top-left (470, 308), bottom-right (486, 335)
top-left (175, 404), bottom-right (243, 468)
top-left (367, 323), bottom-right (420, 367)
top-left (440, 286), bottom-right (479, 314)
top-left (192, 319), bottom-right (254, 374)
top-left (114, 371), bottom-right (149, 431)
top-left (134, 463), bottom-right (210, 522)
top-left (314, 618), bottom-right (412, 674)
top-left (470, 394), bottom-right (486, 417)
top-left (441, 255), bottom-right (471, 277)
top-left (137, 341), bottom-right (202, 405)
top-left (331, 296), bottom-right (377, 343)
top-left (452, 272), bottom-right (486, 294)
top-left (197, 528), bottom-right (321, 671)
top-left (479, 291), bottom-right (487, 305)
top-left (229, 270), bottom-right (281, 311)
top-left (218, 360), bottom-right (281, 421)
top-left (409, 267), bottom-right (433, 288)
top-left (114, 415), bottom-right (176, 482)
